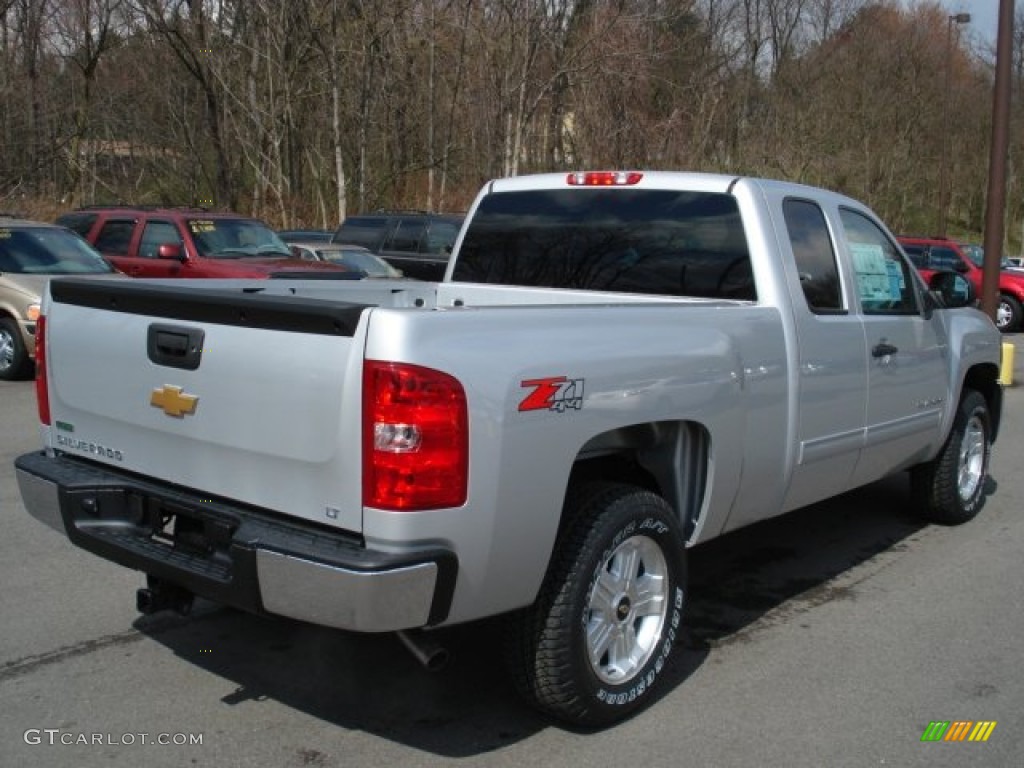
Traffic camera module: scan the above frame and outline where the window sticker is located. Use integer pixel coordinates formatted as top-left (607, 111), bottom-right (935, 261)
top-left (0, 229), bottom-right (10, 239)
top-left (885, 258), bottom-right (905, 298)
top-left (851, 242), bottom-right (899, 301)
top-left (189, 220), bottom-right (216, 233)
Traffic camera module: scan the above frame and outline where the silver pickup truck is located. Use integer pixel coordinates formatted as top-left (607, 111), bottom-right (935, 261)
top-left (16, 171), bottom-right (1003, 726)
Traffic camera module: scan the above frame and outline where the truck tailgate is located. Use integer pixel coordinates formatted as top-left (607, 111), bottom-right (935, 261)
top-left (42, 278), bottom-right (370, 531)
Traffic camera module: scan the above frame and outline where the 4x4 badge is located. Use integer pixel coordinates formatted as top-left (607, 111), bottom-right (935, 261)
top-left (150, 385), bottom-right (199, 418)
top-left (519, 376), bottom-right (585, 413)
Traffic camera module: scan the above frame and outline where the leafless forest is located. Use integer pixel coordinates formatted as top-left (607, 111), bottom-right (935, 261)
top-left (2, 1), bottom-right (1023, 248)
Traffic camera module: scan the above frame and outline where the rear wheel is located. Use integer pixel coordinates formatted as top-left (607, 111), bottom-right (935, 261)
top-left (911, 389), bottom-right (991, 525)
top-left (508, 482), bottom-right (686, 727)
top-left (0, 317), bottom-right (32, 381)
top-left (995, 294), bottom-right (1021, 332)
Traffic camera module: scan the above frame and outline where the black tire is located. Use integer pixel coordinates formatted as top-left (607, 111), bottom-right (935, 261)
top-left (0, 317), bottom-right (33, 381)
top-left (911, 389), bottom-right (991, 525)
top-left (507, 482), bottom-right (687, 727)
top-left (995, 294), bottom-right (1021, 332)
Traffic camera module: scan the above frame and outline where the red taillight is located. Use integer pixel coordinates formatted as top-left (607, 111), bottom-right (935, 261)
top-left (363, 361), bottom-right (468, 511)
top-left (566, 171), bottom-right (643, 186)
top-left (35, 315), bottom-right (50, 425)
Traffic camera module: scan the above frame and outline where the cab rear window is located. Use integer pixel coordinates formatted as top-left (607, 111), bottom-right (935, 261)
top-left (451, 189), bottom-right (754, 300)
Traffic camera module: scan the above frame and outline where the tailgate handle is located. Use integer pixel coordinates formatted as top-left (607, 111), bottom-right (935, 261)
top-left (148, 324), bottom-right (205, 370)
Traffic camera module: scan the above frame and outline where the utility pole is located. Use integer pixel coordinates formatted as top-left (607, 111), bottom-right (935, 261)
top-left (981, 1), bottom-right (1015, 323)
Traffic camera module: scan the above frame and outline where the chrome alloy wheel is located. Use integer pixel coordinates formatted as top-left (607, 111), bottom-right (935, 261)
top-left (0, 326), bottom-right (15, 372)
top-left (585, 534), bottom-right (669, 685)
top-left (958, 413), bottom-right (986, 503)
top-left (996, 301), bottom-right (1013, 329)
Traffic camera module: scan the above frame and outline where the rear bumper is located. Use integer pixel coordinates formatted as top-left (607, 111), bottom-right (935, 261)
top-left (15, 451), bottom-right (457, 632)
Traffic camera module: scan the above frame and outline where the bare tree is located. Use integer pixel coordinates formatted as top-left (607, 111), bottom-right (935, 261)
top-left (53, 0), bottom-right (125, 205)
top-left (132, 0), bottom-right (238, 208)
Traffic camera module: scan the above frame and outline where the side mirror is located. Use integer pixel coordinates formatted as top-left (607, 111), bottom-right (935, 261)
top-left (157, 243), bottom-right (184, 261)
top-left (928, 271), bottom-right (975, 308)
top-left (952, 260), bottom-right (970, 274)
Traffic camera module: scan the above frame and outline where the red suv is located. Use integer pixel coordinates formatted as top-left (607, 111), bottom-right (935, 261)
top-left (57, 207), bottom-right (351, 279)
top-left (897, 235), bottom-right (1024, 332)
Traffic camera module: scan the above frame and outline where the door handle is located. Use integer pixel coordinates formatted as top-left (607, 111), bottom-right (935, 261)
top-left (872, 342), bottom-right (898, 358)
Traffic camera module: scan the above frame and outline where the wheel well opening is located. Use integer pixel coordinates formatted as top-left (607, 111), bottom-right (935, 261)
top-left (964, 363), bottom-right (1002, 440)
top-left (566, 421), bottom-right (709, 541)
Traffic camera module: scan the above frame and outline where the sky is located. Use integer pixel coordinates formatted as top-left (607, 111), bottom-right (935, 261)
top-left (933, 1), bottom-right (1017, 46)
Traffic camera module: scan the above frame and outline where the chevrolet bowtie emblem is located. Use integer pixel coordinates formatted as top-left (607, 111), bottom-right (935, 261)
top-left (150, 385), bottom-right (199, 418)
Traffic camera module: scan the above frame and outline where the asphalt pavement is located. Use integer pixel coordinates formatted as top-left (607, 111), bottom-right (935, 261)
top-left (1, 340), bottom-right (1023, 768)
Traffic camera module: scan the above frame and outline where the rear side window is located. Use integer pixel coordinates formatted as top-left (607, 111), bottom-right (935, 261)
top-left (55, 212), bottom-right (99, 237)
top-left (334, 218), bottom-right (389, 249)
top-left (452, 189), bottom-right (755, 299)
top-left (782, 198), bottom-right (842, 312)
top-left (93, 219), bottom-right (136, 255)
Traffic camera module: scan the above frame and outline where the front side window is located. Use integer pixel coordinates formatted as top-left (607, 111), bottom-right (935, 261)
top-left (387, 220), bottom-right (426, 253)
top-left (900, 244), bottom-right (927, 268)
top-left (425, 220), bottom-right (460, 254)
top-left (782, 198), bottom-right (842, 312)
top-left (928, 247), bottom-right (962, 271)
top-left (138, 220), bottom-right (182, 258)
top-left (840, 209), bottom-right (918, 314)
top-left (452, 189), bottom-right (755, 299)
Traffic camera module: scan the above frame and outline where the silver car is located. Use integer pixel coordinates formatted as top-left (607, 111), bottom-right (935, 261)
top-left (285, 240), bottom-right (404, 278)
top-left (0, 217), bottom-right (116, 379)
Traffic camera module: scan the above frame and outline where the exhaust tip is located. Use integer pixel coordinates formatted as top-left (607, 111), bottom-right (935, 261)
top-left (397, 630), bottom-right (450, 672)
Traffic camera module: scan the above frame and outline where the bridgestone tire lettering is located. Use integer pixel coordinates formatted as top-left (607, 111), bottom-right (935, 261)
top-left (506, 482), bottom-right (687, 727)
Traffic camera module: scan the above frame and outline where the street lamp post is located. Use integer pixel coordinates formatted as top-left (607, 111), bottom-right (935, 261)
top-left (936, 12), bottom-right (971, 238)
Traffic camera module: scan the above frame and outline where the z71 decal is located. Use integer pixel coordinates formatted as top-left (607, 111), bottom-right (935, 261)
top-left (519, 376), bottom-right (585, 413)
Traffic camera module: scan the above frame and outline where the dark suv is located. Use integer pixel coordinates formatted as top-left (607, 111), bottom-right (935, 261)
top-left (897, 235), bottom-right (1024, 331)
top-left (59, 206), bottom-right (350, 279)
top-left (331, 211), bottom-right (463, 280)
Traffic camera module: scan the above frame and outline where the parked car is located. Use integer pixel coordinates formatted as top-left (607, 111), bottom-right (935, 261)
top-left (897, 235), bottom-right (1024, 331)
top-left (0, 217), bottom-right (117, 379)
top-left (57, 206), bottom-right (351, 279)
top-left (277, 228), bottom-right (333, 242)
top-left (331, 210), bottom-right (463, 281)
top-left (285, 241), bottom-right (404, 278)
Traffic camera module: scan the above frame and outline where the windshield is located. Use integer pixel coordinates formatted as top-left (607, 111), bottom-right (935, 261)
top-left (0, 227), bottom-right (114, 274)
top-left (188, 218), bottom-right (291, 258)
top-left (961, 243), bottom-right (1012, 270)
top-left (960, 244), bottom-right (984, 268)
